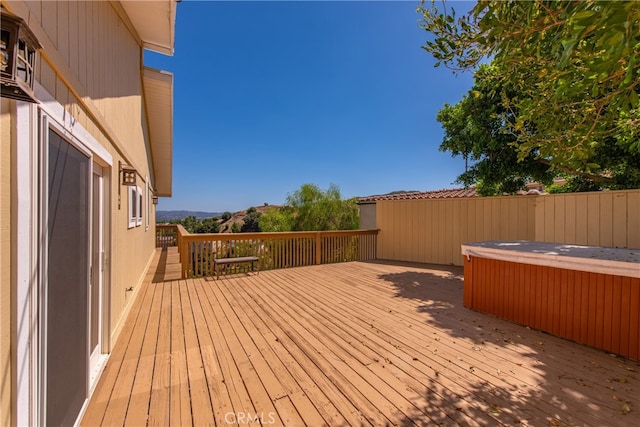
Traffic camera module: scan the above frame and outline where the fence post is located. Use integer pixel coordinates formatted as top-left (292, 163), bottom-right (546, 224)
top-left (315, 232), bottom-right (321, 265)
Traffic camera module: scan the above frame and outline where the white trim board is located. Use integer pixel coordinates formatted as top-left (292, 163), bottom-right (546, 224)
top-left (13, 101), bottom-right (39, 426)
top-left (34, 82), bottom-right (113, 167)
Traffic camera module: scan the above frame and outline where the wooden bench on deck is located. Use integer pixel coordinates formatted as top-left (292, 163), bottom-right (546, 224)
top-left (213, 256), bottom-right (259, 279)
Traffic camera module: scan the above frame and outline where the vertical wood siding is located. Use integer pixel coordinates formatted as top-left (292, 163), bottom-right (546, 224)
top-left (376, 190), bottom-right (640, 266)
top-left (464, 257), bottom-right (640, 361)
top-left (28, 1), bottom-right (147, 164)
top-left (534, 190), bottom-right (640, 249)
top-left (377, 195), bottom-right (536, 265)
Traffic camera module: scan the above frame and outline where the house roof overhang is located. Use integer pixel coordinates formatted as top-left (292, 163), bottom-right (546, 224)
top-left (119, 0), bottom-right (177, 55)
top-left (143, 67), bottom-right (173, 197)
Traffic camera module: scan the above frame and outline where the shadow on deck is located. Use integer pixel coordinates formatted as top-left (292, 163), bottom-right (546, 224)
top-left (82, 252), bottom-right (640, 426)
top-left (151, 246), bottom-right (182, 283)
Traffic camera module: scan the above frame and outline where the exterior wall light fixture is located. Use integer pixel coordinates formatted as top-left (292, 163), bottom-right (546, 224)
top-left (1, 7), bottom-right (42, 103)
top-left (120, 163), bottom-right (137, 186)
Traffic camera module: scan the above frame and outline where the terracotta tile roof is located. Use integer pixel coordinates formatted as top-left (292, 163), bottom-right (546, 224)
top-left (358, 187), bottom-right (477, 203)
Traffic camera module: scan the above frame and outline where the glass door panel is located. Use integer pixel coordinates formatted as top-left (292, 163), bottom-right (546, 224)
top-left (46, 129), bottom-right (90, 427)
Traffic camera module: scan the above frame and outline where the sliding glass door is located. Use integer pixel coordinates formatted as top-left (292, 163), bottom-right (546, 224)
top-left (46, 129), bottom-right (91, 426)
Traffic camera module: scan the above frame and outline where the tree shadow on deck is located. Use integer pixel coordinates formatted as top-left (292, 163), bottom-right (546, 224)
top-left (371, 261), bottom-right (639, 426)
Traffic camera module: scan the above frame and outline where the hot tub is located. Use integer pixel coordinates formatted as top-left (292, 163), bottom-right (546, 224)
top-left (461, 241), bottom-right (640, 360)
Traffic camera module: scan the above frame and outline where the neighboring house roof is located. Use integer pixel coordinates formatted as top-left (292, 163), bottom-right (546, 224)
top-left (359, 187), bottom-right (478, 203)
top-left (120, 1), bottom-right (177, 55)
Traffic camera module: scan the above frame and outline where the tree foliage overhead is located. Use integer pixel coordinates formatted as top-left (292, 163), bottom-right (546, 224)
top-left (419, 0), bottom-right (640, 190)
top-left (259, 184), bottom-right (359, 232)
top-left (438, 63), bottom-right (640, 194)
top-left (437, 64), bottom-right (557, 195)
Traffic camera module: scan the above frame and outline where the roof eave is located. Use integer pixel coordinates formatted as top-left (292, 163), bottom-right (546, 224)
top-left (143, 67), bottom-right (173, 197)
top-left (119, 0), bottom-right (177, 56)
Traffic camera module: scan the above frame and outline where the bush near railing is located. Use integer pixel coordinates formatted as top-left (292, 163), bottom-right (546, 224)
top-left (156, 226), bottom-right (378, 278)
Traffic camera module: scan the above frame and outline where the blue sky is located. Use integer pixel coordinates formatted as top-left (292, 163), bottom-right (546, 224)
top-left (145, 0), bottom-right (475, 213)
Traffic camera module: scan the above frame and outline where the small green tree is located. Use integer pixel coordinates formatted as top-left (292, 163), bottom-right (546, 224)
top-left (259, 207), bottom-right (293, 232)
top-left (241, 208), bottom-right (262, 232)
top-left (195, 217), bottom-right (220, 233)
top-left (181, 215), bottom-right (198, 233)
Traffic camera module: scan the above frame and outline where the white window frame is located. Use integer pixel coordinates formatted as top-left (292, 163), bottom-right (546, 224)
top-left (128, 186), bottom-right (137, 229)
top-left (145, 178), bottom-right (150, 231)
top-left (137, 185), bottom-right (143, 227)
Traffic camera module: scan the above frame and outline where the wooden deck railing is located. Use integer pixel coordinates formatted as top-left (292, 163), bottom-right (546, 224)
top-left (155, 225), bottom-right (378, 278)
top-left (156, 224), bottom-right (178, 247)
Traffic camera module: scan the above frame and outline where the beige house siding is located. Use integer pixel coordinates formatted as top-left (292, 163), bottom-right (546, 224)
top-left (1, 99), bottom-right (12, 427)
top-left (4, 0), bottom-right (160, 354)
top-left (376, 189), bottom-right (639, 266)
top-left (1, 1), bottom-right (171, 424)
top-left (26, 1), bottom-right (148, 165)
top-left (9, 0), bottom-right (158, 342)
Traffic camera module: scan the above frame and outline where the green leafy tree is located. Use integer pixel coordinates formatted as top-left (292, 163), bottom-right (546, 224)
top-left (241, 208), bottom-right (262, 232)
top-left (195, 217), bottom-right (220, 233)
top-left (437, 64), bottom-right (556, 195)
top-left (221, 211), bottom-right (232, 221)
top-left (180, 215), bottom-right (198, 233)
top-left (231, 222), bottom-right (241, 233)
top-left (259, 207), bottom-right (293, 232)
top-left (173, 215), bottom-right (220, 233)
top-left (419, 0), bottom-right (640, 187)
top-left (259, 184), bottom-right (359, 231)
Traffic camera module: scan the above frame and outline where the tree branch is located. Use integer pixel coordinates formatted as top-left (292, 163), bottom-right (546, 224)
top-left (535, 158), bottom-right (614, 184)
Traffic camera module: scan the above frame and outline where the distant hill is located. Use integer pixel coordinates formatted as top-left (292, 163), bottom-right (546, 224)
top-left (156, 210), bottom-right (222, 222)
top-left (218, 205), bottom-right (280, 233)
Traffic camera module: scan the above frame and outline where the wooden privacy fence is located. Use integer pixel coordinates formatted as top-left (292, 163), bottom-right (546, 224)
top-left (155, 226), bottom-right (378, 278)
top-left (375, 189), bottom-right (640, 266)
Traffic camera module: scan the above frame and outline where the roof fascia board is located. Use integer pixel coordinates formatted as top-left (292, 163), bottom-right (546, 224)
top-left (142, 66), bottom-right (173, 197)
top-left (110, 0), bottom-right (144, 48)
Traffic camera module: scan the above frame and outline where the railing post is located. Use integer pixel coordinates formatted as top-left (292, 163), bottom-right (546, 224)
top-left (181, 240), bottom-right (189, 278)
top-left (315, 232), bottom-right (321, 265)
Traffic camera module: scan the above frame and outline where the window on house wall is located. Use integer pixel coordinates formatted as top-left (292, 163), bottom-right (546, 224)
top-left (145, 178), bottom-right (150, 231)
top-left (128, 186), bottom-right (137, 229)
top-left (137, 186), bottom-right (143, 227)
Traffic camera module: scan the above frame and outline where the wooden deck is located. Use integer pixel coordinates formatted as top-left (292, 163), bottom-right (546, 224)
top-left (82, 248), bottom-right (639, 426)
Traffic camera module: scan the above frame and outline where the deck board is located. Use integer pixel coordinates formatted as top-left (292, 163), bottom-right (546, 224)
top-left (81, 249), bottom-right (640, 426)
top-left (170, 280), bottom-right (193, 427)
